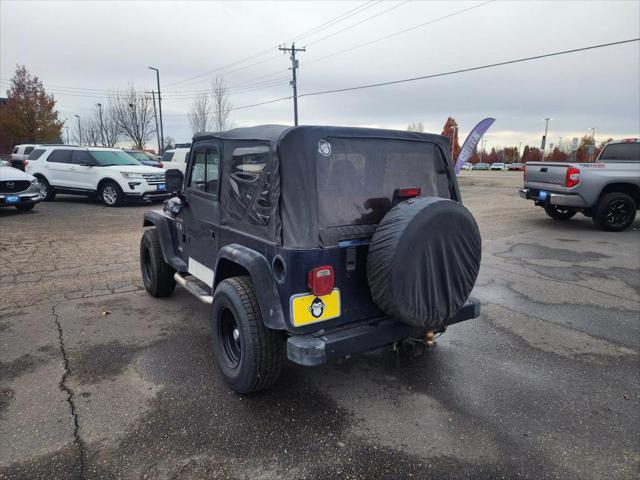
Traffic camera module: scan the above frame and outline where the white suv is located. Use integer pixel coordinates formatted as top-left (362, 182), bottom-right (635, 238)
top-left (26, 146), bottom-right (169, 206)
top-left (161, 147), bottom-right (190, 173)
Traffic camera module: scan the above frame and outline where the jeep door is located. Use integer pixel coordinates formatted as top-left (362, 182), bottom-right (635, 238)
top-left (182, 141), bottom-right (221, 287)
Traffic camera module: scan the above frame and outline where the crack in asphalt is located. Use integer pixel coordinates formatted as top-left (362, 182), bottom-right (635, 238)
top-left (52, 304), bottom-right (86, 480)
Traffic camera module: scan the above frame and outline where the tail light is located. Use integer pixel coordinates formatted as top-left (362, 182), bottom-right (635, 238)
top-left (159, 162), bottom-right (164, 168)
top-left (392, 187), bottom-right (421, 205)
top-left (307, 265), bottom-right (334, 297)
top-left (23, 160), bottom-right (29, 167)
top-left (565, 167), bottom-right (580, 188)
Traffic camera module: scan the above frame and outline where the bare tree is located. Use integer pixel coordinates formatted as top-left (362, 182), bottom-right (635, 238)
top-left (212, 77), bottom-right (232, 132)
top-left (407, 122), bottom-right (424, 132)
top-left (100, 103), bottom-right (122, 147)
top-left (189, 92), bottom-right (212, 134)
top-left (112, 86), bottom-right (155, 149)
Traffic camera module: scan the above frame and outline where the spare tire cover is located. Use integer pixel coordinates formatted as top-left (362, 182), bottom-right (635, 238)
top-left (367, 196), bottom-right (481, 330)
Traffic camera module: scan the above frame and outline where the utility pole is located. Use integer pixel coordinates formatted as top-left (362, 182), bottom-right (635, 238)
top-left (74, 115), bottom-right (82, 145)
top-left (148, 67), bottom-right (164, 152)
top-left (589, 127), bottom-right (597, 162)
top-left (279, 43), bottom-right (306, 126)
top-left (96, 103), bottom-right (105, 146)
top-left (541, 117), bottom-right (552, 161)
top-left (147, 90), bottom-right (161, 154)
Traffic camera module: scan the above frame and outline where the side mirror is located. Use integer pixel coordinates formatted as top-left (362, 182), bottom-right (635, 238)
top-left (165, 168), bottom-right (184, 194)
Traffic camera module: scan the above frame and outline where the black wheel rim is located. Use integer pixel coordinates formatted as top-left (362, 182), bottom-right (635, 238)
top-left (606, 199), bottom-right (632, 227)
top-left (142, 247), bottom-right (152, 283)
top-left (555, 206), bottom-right (570, 214)
top-left (218, 307), bottom-right (241, 368)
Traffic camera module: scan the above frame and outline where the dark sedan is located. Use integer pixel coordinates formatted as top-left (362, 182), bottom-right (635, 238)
top-left (124, 150), bottom-right (163, 168)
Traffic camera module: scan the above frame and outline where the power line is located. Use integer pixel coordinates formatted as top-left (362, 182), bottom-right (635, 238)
top-left (303, 0), bottom-right (496, 69)
top-left (304, 0), bottom-right (411, 47)
top-left (163, 0), bottom-right (382, 88)
top-left (299, 38), bottom-right (640, 98)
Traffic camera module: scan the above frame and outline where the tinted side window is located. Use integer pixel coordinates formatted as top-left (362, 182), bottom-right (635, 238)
top-left (24, 147), bottom-right (34, 155)
top-left (599, 143), bottom-right (640, 162)
top-left (162, 151), bottom-right (174, 162)
top-left (47, 149), bottom-right (73, 163)
top-left (188, 146), bottom-right (220, 196)
top-left (12, 147), bottom-right (18, 154)
top-left (27, 149), bottom-right (46, 160)
top-left (72, 151), bottom-right (94, 165)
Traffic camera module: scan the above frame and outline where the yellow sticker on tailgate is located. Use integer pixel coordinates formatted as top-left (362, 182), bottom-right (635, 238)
top-left (290, 289), bottom-right (341, 327)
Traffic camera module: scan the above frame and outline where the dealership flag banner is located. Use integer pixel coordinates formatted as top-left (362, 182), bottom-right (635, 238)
top-left (454, 118), bottom-right (496, 174)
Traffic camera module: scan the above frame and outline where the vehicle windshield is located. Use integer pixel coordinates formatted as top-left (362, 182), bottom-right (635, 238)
top-left (316, 138), bottom-right (451, 227)
top-left (599, 143), bottom-right (640, 161)
top-left (91, 150), bottom-right (141, 166)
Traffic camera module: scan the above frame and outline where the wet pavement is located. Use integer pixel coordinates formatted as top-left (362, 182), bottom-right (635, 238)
top-left (1, 172), bottom-right (639, 479)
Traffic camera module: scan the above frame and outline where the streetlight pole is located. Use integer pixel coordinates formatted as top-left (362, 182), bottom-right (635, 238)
top-left (96, 103), bottom-right (105, 146)
top-left (146, 90), bottom-right (161, 155)
top-left (541, 117), bottom-right (552, 161)
top-left (148, 67), bottom-right (164, 152)
top-left (74, 115), bottom-right (82, 145)
top-left (589, 127), bottom-right (597, 162)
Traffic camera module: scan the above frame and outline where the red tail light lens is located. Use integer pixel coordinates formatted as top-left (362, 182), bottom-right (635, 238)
top-left (307, 265), bottom-right (334, 297)
top-left (565, 167), bottom-right (580, 188)
top-left (23, 160), bottom-right (29, 167)
top-left (159, 162), bottom-right (163, 168)
top-left (397, 187), bottom-right (421, 198)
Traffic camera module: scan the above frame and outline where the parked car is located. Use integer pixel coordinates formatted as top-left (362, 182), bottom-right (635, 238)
top-left (508, 163), bottom-right (525, 171)
top-left (10, 144), bottom-right (39, 171)
top-left (460, 163), bottom-right (473, 171)
top-left (124, 149), bottom-right (163, 168)
top-left (473, 162), bottom-right (489, 170)
top-left (0, 164), bottom-right (43, 211)
top-left (26, 146), bottom-right (169, 207)
top-left (490, 162), bottom-right (506, 171)
top-left (161, 147), bottom-right (190, 173)
top-left (140, 125), bottom-right (482, 393)
top-left (519, 138), bottom-right (640, 231)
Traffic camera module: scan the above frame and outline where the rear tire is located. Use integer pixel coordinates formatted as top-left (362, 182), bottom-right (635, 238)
top-left (100, 181), bottom-right (124, 207)
top-left (37, 176), bottom-right (56, 201)
top-left (16, 203), bottom-right (35, 211)
top-left (211, 276), bottom-right (284, 394)
top-left (592, 192), bottom-right (637, 232)
top-left (140, 228), bottom-right (176, 297)
top-left (544, 204), bottom-right (577, 220)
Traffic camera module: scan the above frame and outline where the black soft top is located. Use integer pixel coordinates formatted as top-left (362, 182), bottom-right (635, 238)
top-left (193, 125), bottom-right (455, 248)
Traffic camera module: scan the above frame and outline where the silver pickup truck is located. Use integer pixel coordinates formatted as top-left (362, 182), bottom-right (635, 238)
top-left (520, 139), bottom-right (640, 231)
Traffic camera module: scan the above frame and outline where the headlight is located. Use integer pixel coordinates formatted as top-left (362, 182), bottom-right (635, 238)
top-left (121, 172), bottom-right (145, 179)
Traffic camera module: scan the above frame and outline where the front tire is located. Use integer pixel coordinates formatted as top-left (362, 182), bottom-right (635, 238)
top-left (16, 203), bottom-right (35, 211)
top-left (100, 181), bottom-right (124, 207)
top-left (211, 277), bottom-right (284, 394)
top-left (544, 204), bottom-right (577, 220)
top-left (36, 176), bottom-right (56, 201)
top-left (592, 192), bottom-right (637, 232)
top-left (140, 228), bottom-right (176, 297)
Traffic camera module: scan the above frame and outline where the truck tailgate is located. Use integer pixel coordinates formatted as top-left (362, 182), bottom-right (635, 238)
top-left (524, 162), bottom-right (571, 189)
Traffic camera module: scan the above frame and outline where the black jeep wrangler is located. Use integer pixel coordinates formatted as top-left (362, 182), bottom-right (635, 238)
top-left (140, 125), bottom-right (482, 394)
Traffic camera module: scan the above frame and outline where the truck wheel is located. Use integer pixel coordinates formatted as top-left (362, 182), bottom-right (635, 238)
top-left (36, 176), bottom-right (56, 201)
top-left (211, 276), bottom-right (284, 394)
top-left (16, 204), bottom-right (35, 211)
top-left (100, 181), bottom-right (124, 207)
top-left (592, 192), bottom-right (637, 232)
top-left (543, 204), bottom-right (577, 220)
top-left (140, 228), bottom-right (176, 297)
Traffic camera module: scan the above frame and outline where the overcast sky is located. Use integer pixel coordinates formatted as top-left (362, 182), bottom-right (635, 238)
top-left (2, 0), bottom-right (639, 151)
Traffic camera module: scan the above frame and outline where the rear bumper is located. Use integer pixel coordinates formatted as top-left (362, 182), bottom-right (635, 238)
top-left (519, 188), bottom-right (587, 208)
top-left (287, 299), bottom-right (481, 366)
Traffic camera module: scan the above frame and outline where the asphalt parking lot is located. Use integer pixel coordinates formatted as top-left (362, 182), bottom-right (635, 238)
top-left (1, 171), bottom-right (638, 480)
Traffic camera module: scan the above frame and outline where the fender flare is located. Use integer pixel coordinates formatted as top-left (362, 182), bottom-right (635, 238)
top-left (214, 244), bottom-right (285, 330)
top-left (142, 211), bottom-right (187, 271)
